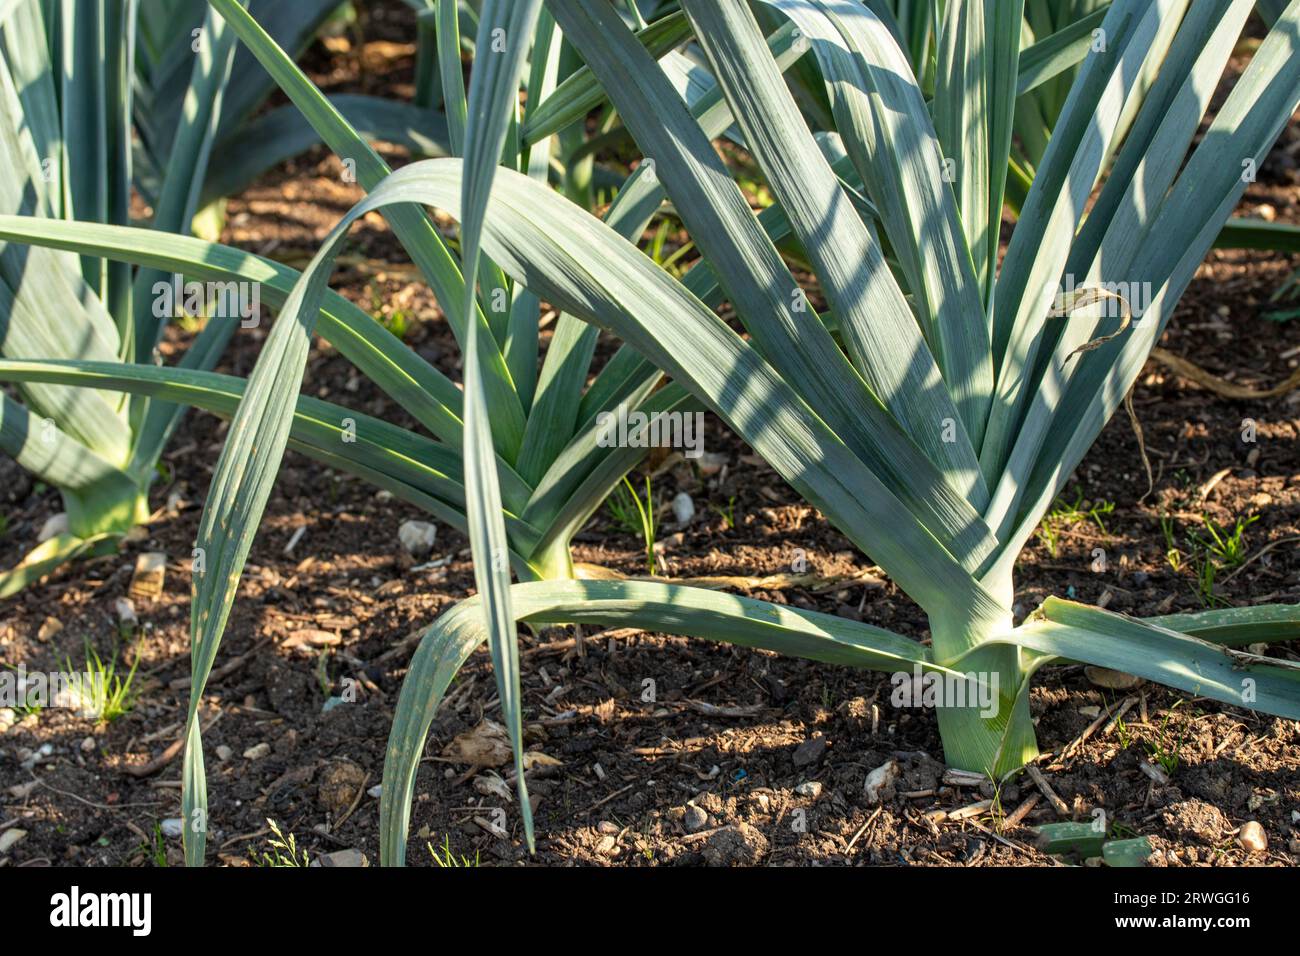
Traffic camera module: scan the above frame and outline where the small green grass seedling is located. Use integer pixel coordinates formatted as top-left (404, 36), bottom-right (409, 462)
top-left (63, 640), bottom-right (141, 723)
top-left (711, 494), bottom-right (737, 530)
top-left (428, 833), bottom-right (480, 867)
top-left (647, 218), bottom-right (696, 278)
top-left (1147, 701), bottom-right (1191, 776)
top-left (1159, 512), bottom-right (1184, 572)
top-left (608, 476), bottom-right (657, 575)
top-left (139, 822), bottom-right (167, 867)
top-left (1037, 488), bottom-right (1115, 557)
top-left (1195, 513), bottom-right (1258, 569)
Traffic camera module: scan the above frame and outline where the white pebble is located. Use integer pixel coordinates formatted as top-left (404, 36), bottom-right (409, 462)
top-left (696, 452), bottom-right (727, 477)
top-left (864, 759), bottom-right (898, 805)
top-left (160, 818), bottom-right (185, 839)
top-left (114, 597), bottom-right (138, 629)
top-left (398, 520), bottom-right (438, 557)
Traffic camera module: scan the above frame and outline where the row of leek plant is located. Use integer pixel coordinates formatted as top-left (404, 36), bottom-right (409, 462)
top-left (0, 0), bottom-right (1101, 598)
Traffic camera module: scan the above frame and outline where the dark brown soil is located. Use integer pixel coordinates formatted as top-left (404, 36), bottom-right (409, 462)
top-left (1, 4), bottom-right (1298, 869)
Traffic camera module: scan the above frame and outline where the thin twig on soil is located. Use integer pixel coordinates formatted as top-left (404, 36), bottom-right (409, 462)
top-left (1220, 535), bottom-right (1300, 584)
top-left (965, 819), bottom-right (1055, 863)
top-left (582, 783), bottom-right (635, 816)
top-left (167, 638), bottom-right (268, 691)
top-left (1025, 765), bottom-right (1071, 818)
top-left (845, 805), bottom-right (883, 854)
top-left (330, 771), bottom-right (371, 830)
top-left (27, 772), bottom-right (164, 810)
top-left (123, 711), bottom-right (221, 778)
top-left (1062, 695), bottom-right (1138, 759)
top-left (1001, 793), bottom-right (1041, 830)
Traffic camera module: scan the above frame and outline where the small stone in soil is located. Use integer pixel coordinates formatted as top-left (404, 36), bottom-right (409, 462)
top-left (7, 781), bottom-right (38, 800)
top-left (20, 743), bottom-right (53, 770)
top-left (794, 781), bottom-right (823, 799)
top-left (1084, 666), bottom-right (1143, 690)
top-left (696, 452), bottom-right (727, 477)
top-left (791, 734), bottom-right (827, 768)
top-left (160, 819), bottom-right (184, 839)
top-left (398, 520), bottom-right (438, 558)
top-left (311, 849), bottom-right (369, 867)
top-left (1236, 821), bottom-right (1267, 853)
top-left (243, 742), bottom-right (271, 760)
top-left (318, 761), bottom-right (367, 815)
top-left (80, 736), bottom-right (95, 753)
top-left (0, 829), bottom-right (27, 853)
top-left (671, 491), bottom-right (695, 524)
top-left (701, 822), bottom-right (768, 866)
top-left (216, 745), bottom-right (233, 761)
top-left (864, 759), bottom-right (899, 804)
top-left (114, 598), bottom-right (138, 630)
top-left (684, 805), bottom-right (709, 832)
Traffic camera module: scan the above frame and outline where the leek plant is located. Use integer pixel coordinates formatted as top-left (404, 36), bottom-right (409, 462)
top-left (0, 0), bottom-right (237, 593)
top-left (1010, 0), bottom-right (1300, 256)
top-left (138, 0), bottom-right (460, 217)
top-left (877, 0), bottom-right (1300, 251)
top-left (6, 0), bottom-right (1300, 868)
top-left (0, 0), bottom-right (393, 594)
